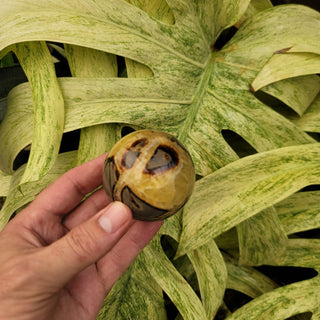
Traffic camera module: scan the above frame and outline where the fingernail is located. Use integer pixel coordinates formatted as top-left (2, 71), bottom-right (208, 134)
top-left (98, 202), bottom-right (131, 234)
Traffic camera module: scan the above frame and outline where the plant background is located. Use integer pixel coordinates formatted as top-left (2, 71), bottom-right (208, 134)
top-left (0, 0), bottom-right (320, 319)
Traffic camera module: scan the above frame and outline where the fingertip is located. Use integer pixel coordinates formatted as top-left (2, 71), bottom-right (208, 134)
top-left (98, 202), bottom-right (132, 234)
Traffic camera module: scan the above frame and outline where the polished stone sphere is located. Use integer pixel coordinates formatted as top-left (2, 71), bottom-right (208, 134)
top-left (103, 129), bottom-right (195, 221)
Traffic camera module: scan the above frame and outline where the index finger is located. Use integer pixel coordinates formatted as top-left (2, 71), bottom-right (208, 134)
top-left (28, 153), bottom-right (107, 218)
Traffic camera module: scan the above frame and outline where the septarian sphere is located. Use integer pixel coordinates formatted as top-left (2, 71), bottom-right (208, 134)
top-left (103, 129), bottom-right (195, 221)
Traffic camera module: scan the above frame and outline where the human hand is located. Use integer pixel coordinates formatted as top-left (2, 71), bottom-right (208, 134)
top-left (0, 154), bottom-right (162, 320)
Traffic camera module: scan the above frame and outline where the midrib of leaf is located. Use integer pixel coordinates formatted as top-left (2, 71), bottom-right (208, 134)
top-left (178, 56), bottom-right (213, 143)
top-left (72, 97), bottom-right (191, 104)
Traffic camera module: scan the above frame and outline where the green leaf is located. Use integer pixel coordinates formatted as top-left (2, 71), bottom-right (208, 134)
top-left (222, 5), bottom-right (320, 69)
top-left (225, 256), bottom-right (278, 298)
top-left (251, 52), bottom-right (320, 92)
top-left (272, 239), bottom-right (320, 271)
top-left (291, 93), bottom-right (320, 133)
top-left (187, 240), bottom-right (228, 319)
top-left (141, 235), bottom-right (209, 320)
top-left (98, 255), bottom-right (167, 320)
top-left (0, 83), bottom-right (34, 174)
top-left (0, 2), bottom-right (320, 318)
top-left (0, 78), bottom-right (189, 174)
top-left (183, 60), bottom-right (314, 175)
top-left (124, 0), bottom-right (174, 78)
top-left (0, 0), bottom-right (210, 69)
top-left (276, 191), bottom-right (320, 235)
top-left (227, 238), bottom-right (320, 318)
top-left (0, 170), bottom-right (11, 197)
top-left (1, 4), bottom-right (318, 178)
top-left (237, 206), bottom-right (288, 266)
top-left (64, 44), bottom-right (119, 165)
top-left (0, 151), bottom-right (75, 230)
top-left (124, 0), bottom-right (174, 24)
top-left (260, 75), bottom-right (320, 117)
top-left (12, 42), bottom-right (64, 186)
top-left (237, 0), bottom-right (273, 27)
top-left (177, 143), bottom-right (320, 257)
top-left (225, 277), bottom-right (320, 320)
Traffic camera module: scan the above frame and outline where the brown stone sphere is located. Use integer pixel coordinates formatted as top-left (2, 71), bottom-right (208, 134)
top-left (103, 129), bottom-right (195, 221)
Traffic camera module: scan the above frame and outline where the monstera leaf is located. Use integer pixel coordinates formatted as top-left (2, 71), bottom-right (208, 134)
top-left (0, 0), bottom-right (320, 319)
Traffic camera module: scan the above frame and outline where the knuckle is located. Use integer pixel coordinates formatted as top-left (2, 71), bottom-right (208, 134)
top-left (66, 225), bottom-right (100, 262)
top-left (127, 228), bottom-right (148, 252)
top-left (108, 249), bottom-right (125, 268)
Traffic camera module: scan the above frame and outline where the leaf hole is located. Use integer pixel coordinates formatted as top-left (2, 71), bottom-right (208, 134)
top-left (160, 235), bottom-right (200, 296)
top-left (160, 235), bottom-right (178, 260)
top-left (255, 266), bottom-right (318, 286)
top-left (285, 311), bottom-right (312, 320)
top-left (306, 132), bottom-right (320, 142)
top-left (0, 197), bottom-right (4, 210)
top-left (121, 126), bottom-right (135, 137)
top-left (116, 55), bottom-right (127, 78)
top-left (0, 54), bottom-right (27, 99)
top-left (214, 304), bottom-right (230, 320)
top-left (221, 130), bottom-right (258, 158)
top-left (253, 90), bottom-right (300, 119)
top-left (213, 26), bottom-right (238, 51)
top-left (48, 42), bottom-right (72, 77)
top-left (59, 130), bottom-right (81, 153)
top-left (224, 289), bottom-right (253, 312)
top-left (291, 229), bottom-right (320, 239)
top-left (13, 130), bottom-right (80, 170)
top-left (299, 184), bottom-right (320, 192)
top-left (271, 0), bottom-right (320, 12)
top-left (13, 146), bottom-right (30, 170)
top-left (104, 55), bottom-right (154, 79)
top-left (163, 291), bottom-right (179, 319)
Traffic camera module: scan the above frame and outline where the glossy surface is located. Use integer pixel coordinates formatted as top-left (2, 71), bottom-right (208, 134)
top-left (103, 130), bottom-right (195, 221)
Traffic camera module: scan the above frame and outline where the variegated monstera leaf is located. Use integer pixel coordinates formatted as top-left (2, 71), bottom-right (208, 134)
top-left (0, 0), bottom-right (320, 319)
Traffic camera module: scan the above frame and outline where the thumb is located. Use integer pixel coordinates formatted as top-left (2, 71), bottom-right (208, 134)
top-left (40, 201), bottom-right (132, 286)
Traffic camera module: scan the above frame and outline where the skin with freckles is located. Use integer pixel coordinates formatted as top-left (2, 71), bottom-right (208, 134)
top-left (0, 154), bottom-right (162, 320)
